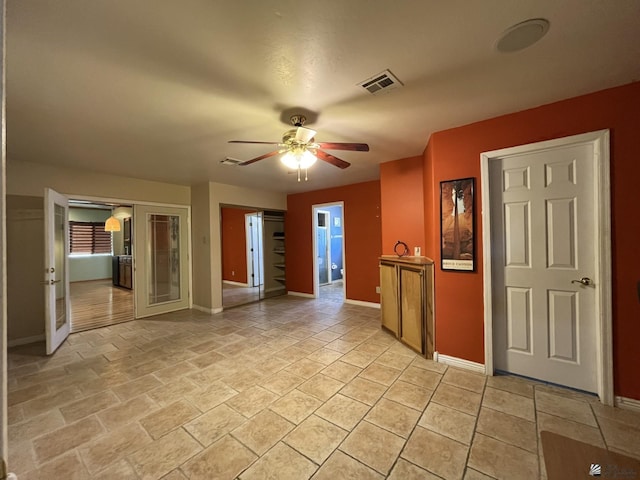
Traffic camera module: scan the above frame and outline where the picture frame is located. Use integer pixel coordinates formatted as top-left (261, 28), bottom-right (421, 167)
top-left (440, 177), bottom-right (475, 271)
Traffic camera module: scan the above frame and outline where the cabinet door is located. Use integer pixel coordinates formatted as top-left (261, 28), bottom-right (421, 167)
top-left (400, 266), bottom-right (424, 353)
top-left (380, 262), bottom-right (399, 335)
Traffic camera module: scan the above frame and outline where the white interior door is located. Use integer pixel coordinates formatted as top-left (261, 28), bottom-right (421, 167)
top-left (246, 213), bottom-right (263, 288)
top-left (44, 188), bottom-right (71, 354)
top-left (491, 142), bottom-right (599, 392)
top-left (134, 205), bottom-right (190, 318)
top-left (316, 210), bottom-right (330, 286)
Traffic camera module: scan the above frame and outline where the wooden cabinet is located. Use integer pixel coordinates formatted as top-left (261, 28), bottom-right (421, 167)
top-left (379, 256), bottom-right (434, 358)
top-left (113, 255), bottom-right (133, 289)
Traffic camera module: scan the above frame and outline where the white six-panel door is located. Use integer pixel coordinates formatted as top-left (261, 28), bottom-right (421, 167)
top-left (490, 141), bottom-right (600, 393)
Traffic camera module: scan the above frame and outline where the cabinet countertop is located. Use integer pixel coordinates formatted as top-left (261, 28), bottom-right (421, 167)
top-left (379, 255), bottom-right (434, 266)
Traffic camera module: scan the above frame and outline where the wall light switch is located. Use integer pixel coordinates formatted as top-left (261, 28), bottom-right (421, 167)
top-left (376, 286), bottom-right (381, 294)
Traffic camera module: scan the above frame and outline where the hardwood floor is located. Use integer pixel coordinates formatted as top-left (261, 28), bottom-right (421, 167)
top-left (70, 279), bottom-right (134, 333)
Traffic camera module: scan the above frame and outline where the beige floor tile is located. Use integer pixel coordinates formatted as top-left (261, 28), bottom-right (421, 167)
top-left (181, 435), bottom-right (257, 480)
top-left (9, 441), bottom-right (36, 477)
top-left (535, 389), bottom-right (597, 426)
top-left (315, 393), bottom-right (370, 430)
top-left (140, 399), bottom-right (200, 439)
top-left (420, 402), bottom-right (476, 445)
top-left (260, 370), bottom-right (305, 395)
top-left (269, 389), bottom-right (323, 424)
top-left (225, 385), bottom-right (279, 417)
top-left (340, 350), bottom-right (378, 368)
top-left (8, 404), bottom-right (24, 425)
top-left (129, 428), bottom-right (203, 479)
top-left (375, 350), bottom-right (414, 370)
top-left (93, 459), bottom-right (138, 480)
top-left (277, 346), bottom-right (313, 363)
top-left (252, 355), bottom-right (291, 376)
top-left (9, 409), bottom-right (65, 443)
top-left (354, 342), bottom-right (388, 356)
top-left (305, 348), bottom-right (344, 366)
top-left (186, 381), bottom-right (238, 412)
top-left (359, 362), bottom-right (402, 386)
top-left (340, 377), bottom-right (387, 406)
top-left (477, 407), bottom-right (537, 452)
top-left (221, 368), bottom-right (266, 392)
top-left (312, 330), bottom-right (343, 342)
top-left (21, 451), bottom-right (89, 480)
top-left (442, 367), bottom-right (486, 393)
top-left (321, 360), bottom-right (362, 383)
top-left (312, 450), bottom-right (383, 480)
top-left (98, 394), bottom-right (158, 431)
top-left (153, 361), bottom-right (200, 383)
top-left (294, 338), bottom-right (328, 353)
top-left (340, 420), bottom-right (405, 475)
top-left (284, 414), bottom-right (348, 464)
top-left (284, 358), bottom-right (326, 379)
top-left (365, 397), bottom-right (421, 438)
top-left (402, 426), bottom-right (468, 479)
top-left (537, 411), bottom-right (604, 447)
top-left (468, 433), bottom-right (539, 480)
top-left (486, 374), bottom-right (535, 398)
top-left (8, 383), bottom-right (50, 407)
top-left (240, 442), bottom-right (318, 480)
top-left (59, 390), bottom-right (120, 423)
top-left (482, 386), bottom-right (534, 421)
top-left (231, 409), bottom-right (294, 455)
top-left (464, 468), bottom-right (496, 480)
top-left (298, 374), bottom-right (345, 401)
top-left (146, 377), bottom-right (201, 407)
top-left (433, 382), bottom-right (482, 415)
top-left (79, 422), bottom-right (153, 474)
top-left (388, 458), bottom-right (441, 480)
top-left (596, 416), bottom-right (640, 456)
top-left (159, 469), bottom-right (189, 480)
top-left (185, 403), bottom-right (247, 446)
top-left (384, 380), bottom-right (433, 411)
top-left (591, 401), bottom-right (640, 429)
top-left (112, 374), bottom-right (164, 401)
top-left (21, 386), bottom-right (82, 419)
top-left (189, 350), bottom-right (226, 369)
top-left (33, 416), bottom-right (104, 463)
top-left (325, 339), bottom-right (360, 354)
top-left (397, 365), bottom-right (442, 390)
top-left (410, 356), bottom-right (448, 373)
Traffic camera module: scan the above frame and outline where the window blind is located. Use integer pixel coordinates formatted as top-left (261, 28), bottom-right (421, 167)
top-left (69, 221), bottom-right (112, 254)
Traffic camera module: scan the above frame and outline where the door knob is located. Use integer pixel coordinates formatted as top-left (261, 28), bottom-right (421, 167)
top-left (571, 277), bottom-right (593, 286)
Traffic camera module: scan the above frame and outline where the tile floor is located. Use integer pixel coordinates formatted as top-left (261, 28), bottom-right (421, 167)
top-left (8, 293), bottom-right (640, 479)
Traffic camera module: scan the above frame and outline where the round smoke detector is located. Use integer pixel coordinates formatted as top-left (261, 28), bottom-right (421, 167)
top-left (496, 18), bottom-right (550, 53)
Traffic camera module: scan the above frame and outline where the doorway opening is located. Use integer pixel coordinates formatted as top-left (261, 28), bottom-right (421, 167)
top-left (68, 199), bottom-right (134, 333)
top-left (312, 202), bottom-right (345, 301)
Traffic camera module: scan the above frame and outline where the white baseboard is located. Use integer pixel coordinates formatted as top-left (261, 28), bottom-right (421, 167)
top-left (436, 353), bottom-right (486, 374)
top-left (192, 304), bottom-right (223, 315)
top-left (344, 299), bottom-right (381, 309)
top-left (615, 396), bottom-right (640, 411)
top-left (223, 280), bottom-right (250, 287)
top-left (8, 334), bottom-right (45, 348)
top-left (288, 291), bottom-right (315, 299)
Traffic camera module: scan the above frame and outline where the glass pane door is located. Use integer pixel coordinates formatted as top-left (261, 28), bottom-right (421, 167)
top-left (134, 205), bottom-right (190, 318)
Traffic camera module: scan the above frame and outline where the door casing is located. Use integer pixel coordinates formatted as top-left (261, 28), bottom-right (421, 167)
top-left (480, 130), bottom-right (613, 405)
top-left (312, 202), bottom-right (345, 299)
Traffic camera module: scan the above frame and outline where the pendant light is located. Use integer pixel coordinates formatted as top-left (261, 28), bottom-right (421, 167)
top-left (104, 215), bottom-right (121, 232)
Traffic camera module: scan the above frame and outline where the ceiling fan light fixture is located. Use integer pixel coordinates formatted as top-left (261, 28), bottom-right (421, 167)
top-left (280, 149), bottom-right (317, 170)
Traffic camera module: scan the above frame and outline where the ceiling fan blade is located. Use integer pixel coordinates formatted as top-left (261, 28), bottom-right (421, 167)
top-left (316, 142), bottom-right (369, 152)
top-left (238, 150), bottom-right (281, 166)
top-left (229, 140), bottom-right (281, 145)
top-left (316, 150), bottom-right (351, 169)
top-left (295, 127), bottom-right (317, 143)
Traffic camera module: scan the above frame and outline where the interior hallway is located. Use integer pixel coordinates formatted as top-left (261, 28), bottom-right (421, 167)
top-left (7, 294), bottom-right (640, 479)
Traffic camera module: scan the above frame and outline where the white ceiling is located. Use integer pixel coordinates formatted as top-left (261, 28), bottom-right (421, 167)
top-left (7, 1), bottom-right (640, 194)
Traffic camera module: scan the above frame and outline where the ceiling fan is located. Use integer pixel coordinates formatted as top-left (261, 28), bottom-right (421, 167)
top-left (228, 115), bottom-right (369, 181)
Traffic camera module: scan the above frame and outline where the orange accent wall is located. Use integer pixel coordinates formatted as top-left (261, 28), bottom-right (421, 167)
top-left (221, 207), bottom-right (253, 283)
top-left (380, 156), bottom-right (425, 255)
top-left (420, 81), bottom-right (640, 400)
top-left (287, 181), bottom-right (382, 303)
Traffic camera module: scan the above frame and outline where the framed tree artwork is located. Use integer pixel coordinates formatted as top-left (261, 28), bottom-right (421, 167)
top-left (440, 177), bottom-right (475, 271)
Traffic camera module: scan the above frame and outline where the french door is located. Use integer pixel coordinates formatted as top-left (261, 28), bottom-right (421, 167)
top-left (134, 205), bottom-right (190, 318)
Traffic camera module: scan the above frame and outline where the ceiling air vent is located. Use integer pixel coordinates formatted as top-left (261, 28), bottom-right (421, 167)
top-left (358, 69), bottom-right (403, 95)
top-left (220, 157), bottom-right (243, 166)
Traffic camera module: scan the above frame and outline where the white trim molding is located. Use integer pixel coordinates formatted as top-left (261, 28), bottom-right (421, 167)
top-left (481, 129), bottom-right (613, 405)
top-left (344, 299), bottom-right (380, 309)
top-left (287, 291), bottom-right (315, 299)
top-left (436, 354), bottom-right (486, 374)
top-left (192, 304), bottom-right (223, 315)
top-left (222, 280), bottom-right (250, 287)
top-left (615, 396), bottom-right (640, 412)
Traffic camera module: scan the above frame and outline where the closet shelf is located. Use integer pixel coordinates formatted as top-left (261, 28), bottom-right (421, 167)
top-left (274, 263), bottom-right (286, 268)
top-left (274, 276), bottom-right (286, 282)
